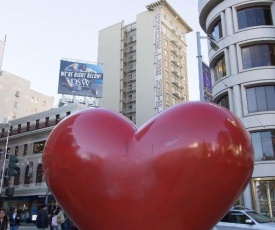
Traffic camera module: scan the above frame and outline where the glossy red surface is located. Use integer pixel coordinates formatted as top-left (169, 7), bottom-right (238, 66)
top-left (43, 102), bottom-right (254, 230)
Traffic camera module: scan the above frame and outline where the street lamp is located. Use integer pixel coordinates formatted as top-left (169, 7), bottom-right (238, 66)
top-left (196, 31), bottom-right (219, 101)
top-left (0, 118), bottom-right (10, 196)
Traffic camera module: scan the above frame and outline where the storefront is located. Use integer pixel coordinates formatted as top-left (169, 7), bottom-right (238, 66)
top-left (0, 194), bottom-right (57, 222)
top-left (252, 177), bottom-right (275, 220)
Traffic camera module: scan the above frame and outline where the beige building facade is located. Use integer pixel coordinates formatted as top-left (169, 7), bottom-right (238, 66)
top-left (98, 0), bottom-right (192, 127)
top-left (0, 71), bottom-right (54, 122)
top-left (0, 103), bottom-right (86, 218)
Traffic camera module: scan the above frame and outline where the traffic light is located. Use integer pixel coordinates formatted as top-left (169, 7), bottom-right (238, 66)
top-left (8, 155), bottom-right (20, 177)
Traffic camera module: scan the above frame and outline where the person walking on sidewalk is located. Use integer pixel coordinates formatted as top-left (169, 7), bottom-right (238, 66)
top-left (36, 205), bottom-right (49, 230)
top-left (9, 207), bottom-right (20, 230)
top-left (0, 208), bottom-right (9, 230)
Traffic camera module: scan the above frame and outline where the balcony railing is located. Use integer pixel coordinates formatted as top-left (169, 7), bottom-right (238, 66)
top-left (0, 118), bottom-right (64, 138)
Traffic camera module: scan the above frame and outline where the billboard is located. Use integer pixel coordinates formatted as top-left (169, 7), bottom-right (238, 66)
top-left (202, 61), bottom-right (212, 102)
top-left (58, 60), bottom-right (103, 97)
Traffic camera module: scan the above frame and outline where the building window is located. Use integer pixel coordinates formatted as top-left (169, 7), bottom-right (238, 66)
top-left (3, 169), bottom-right (8, 187)
top-left (165, 49), bottom-right (168, 56)
top-left (36, 119), bottom-right (40, 129)
top-left (24, 165), bottom-right (30, 185)
top-left (66, 111), bottom-right (71, 116)
top-left (23, 144), bottom-right (28, 156)
top-left (251, 130), bottom-right (275, 161)
top-left (165, 82), bottom-right (170, 91)
top-left (33, 141), bottom-right (46, 154)
top-left (36, 164), bottom-right (43, 183)
top-left (165, 60), bottom-right (168, 67)
top-left (14, 168), bottom-right (20, 185)
top-left (26, 122), bottom-right (30, 131)
top-left (217, 94), bottom-right (230, 109)
top-left (211, 19), bottom-right (223, 40)
top-left (214, 55), bottom-right (226, 81)
top-left (14, 102), bottom-right (18, 108)
top-left (172, 97), bottom-right (176, 105)
top-left (15, 146), bottom-right (19, 155)
top-left (164, 39), bottom-right (168, 46)
top-left (165, 71), bottom-right (169, 79)
top-left (252, 178), bottom-right (275, 219)
top-left (45, 117), bottom-right (50, 127)
top-left (56, 114), bottom-right (60, 124)
top-left (15, 91), bottom-right (19, 97)
top-left (166, 93), bottom-right (170, 102)
top-left (242, 44), bottom-right (275, 69)
top-left (18, 124), bottom-right (21, 133)
top-left (237, 6), bottom-right (273, 30)
top-left (246, 86), bottom-right (275, 113)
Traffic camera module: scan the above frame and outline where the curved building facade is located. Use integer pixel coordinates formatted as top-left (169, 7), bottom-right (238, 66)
top-left (199, 0), bottom-right (275, 219)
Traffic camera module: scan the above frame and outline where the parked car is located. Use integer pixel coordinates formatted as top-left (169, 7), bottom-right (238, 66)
top-left (214, 206), bottom-right (275, 229)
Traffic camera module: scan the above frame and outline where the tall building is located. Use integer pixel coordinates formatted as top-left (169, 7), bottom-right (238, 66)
top-left (0, 71), bottom-right (54, 122)
top-left (0, 103), bottom-right (86, 218)
top-left (98, 0), bottom-right (192, 127)
top-left (199, 0), bottom-right (275, 219)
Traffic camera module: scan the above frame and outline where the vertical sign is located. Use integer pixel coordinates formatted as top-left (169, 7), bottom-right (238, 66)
top-left (202, 61), bottom-right (212, 102)
top-left (154, 12), bottom-right (163, 113)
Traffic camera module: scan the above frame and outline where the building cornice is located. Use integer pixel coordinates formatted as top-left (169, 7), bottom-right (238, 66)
top-left (146, 0), bottom-right (192, 33)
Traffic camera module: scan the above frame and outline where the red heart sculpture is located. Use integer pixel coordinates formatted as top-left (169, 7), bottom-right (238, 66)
top-left (43, 102), bottom-right (254, 230)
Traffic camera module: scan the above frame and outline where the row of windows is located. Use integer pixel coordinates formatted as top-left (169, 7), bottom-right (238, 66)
top-left (0, 112), bottom-right (71, 138)
top-left (0, 140), bottom-right (46, 159)
top-left (216, 85), bottom-right (275, 113)
top-left (214, 43), bottom-right (275, 81)
top-left (2, 164), bottom-right (43, 187)
top-left (211, 5), bottom-right (273, 41)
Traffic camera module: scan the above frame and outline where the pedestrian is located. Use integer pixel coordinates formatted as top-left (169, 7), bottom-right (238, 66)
top-left (36, 205), bottom-right (49, 230)
top-left (0, 208), bottom-right (9, 230)
top-left (56, 208), bottom-right (65, 230)
top-left (51, 209), bottom-right (59, 230)
top-left (9, 207), bottom-right (20, 230)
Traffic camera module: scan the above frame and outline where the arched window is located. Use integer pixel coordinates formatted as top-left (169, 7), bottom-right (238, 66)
top-left (24, 165), bottom-right (30, 184)
top-left (14, 168), bottom-right (21, 186)
top-left (3, 169), bottom-right (8, 187)
top-left (36, 164), bottom-right (43, 183)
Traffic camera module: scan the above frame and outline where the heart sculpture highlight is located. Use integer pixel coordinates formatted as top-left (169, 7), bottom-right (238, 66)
top-left (43, 102), bottom-right (254, 230)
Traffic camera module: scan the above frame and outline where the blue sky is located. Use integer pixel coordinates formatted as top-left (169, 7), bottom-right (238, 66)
top-left (0, 0), bottom-right (209, 106)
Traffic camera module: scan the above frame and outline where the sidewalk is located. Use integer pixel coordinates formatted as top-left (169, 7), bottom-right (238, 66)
top-left (19, 222), bottom-right (49, 229)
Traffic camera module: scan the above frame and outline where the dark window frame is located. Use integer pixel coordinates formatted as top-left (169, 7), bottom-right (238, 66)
top-left (237, 5), bottom-right (273, 30)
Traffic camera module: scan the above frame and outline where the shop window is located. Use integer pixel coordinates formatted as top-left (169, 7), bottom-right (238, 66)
top-left (33, 141), bottom-right (46, 154)
top-left (214, 55), bottom-right (227, 81)
top-left (211, 19), bottom-right (223, 40)
top-left (36, 164), bottom-right (43, 183)
top-left (251, 130), bottom-right (275, 161)
top-left (217, 94), bottom-right (230, 109)
top-left (252, 178), bottom-right (275, 219)
top-left (242, 43), bottom-right (275, 69)
top-left (247, 86), bottom-right (275, 113)
top-left (237, 6), bottom-right (273, 30)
